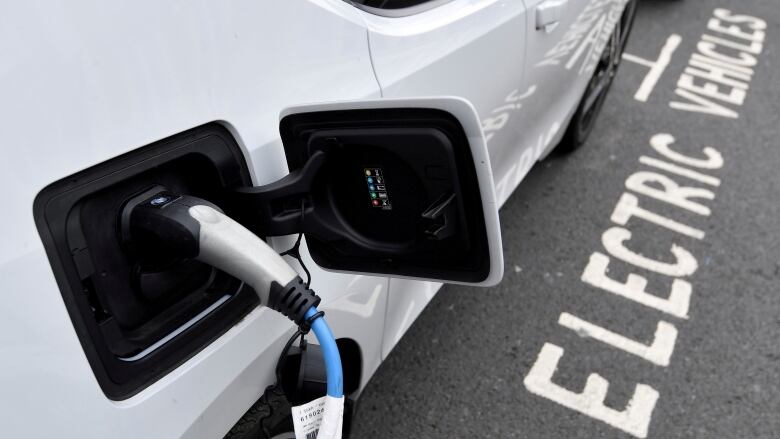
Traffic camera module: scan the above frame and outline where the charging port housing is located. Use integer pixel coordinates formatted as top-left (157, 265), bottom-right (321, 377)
top-left (34, 124), bottom-right (258, 399)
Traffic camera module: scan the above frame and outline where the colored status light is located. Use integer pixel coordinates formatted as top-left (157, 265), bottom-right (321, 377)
top-left (364, 167), bottom-right (391, 210)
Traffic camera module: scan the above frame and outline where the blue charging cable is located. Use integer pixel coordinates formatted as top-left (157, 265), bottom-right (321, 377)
top-left (304, 306), bottom-right (343, 397)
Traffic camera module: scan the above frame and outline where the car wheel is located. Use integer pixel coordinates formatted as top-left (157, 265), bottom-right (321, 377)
top-left (223, 384), bottom-right (296, 439)
top-left (560, 0), bottom-right (637, 152)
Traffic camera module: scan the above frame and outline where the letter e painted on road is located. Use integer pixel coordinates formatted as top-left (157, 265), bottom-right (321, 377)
top-left (524, 343), bottom-right (660, 438)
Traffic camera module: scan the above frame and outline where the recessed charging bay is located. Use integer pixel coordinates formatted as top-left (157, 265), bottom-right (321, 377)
top-left (34, 124), bottom-right (258, 399)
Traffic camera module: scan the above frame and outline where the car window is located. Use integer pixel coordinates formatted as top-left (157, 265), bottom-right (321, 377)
top-left (349, 0), bottom-right (453, 16)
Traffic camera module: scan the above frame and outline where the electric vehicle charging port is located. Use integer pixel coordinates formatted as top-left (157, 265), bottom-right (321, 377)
top-left (35, 100), bottom-right (501, 403)
top-left (35, 124), bottom-right (258, 399)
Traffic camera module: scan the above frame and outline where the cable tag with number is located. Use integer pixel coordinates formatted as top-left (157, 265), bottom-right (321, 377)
top-left (292, 395), bottom-right (343, 439)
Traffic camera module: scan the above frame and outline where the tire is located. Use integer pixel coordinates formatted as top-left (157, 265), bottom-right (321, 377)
top-left (560, 0), bottom-right (637, 152)
top-left (224, 384), bottom-right (296, 439)
top-left (223, 383), bottom-right (355, 439)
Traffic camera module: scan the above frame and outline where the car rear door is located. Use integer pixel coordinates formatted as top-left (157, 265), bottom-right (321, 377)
top-left (359, 0), bottom-right (528, 193)
top-left (514, 0), bottom-right (620, 174)
top-left (351, 0), bottom-right (528, 356)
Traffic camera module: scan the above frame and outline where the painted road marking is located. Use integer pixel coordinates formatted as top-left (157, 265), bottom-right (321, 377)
top-left (582, 252), bottom-right (692, 319)
top-left (611, 192), bottom-right (706, 240)
top-left (625, 171), bottom-right (715, 217)
top-left (524, 343), bottom-right (660, 438)
top-left (526, 133), bottom-right (726, 437)
top-left (521, 8), bottom-right (768, 437)
top-left (670, 9), bottom-right (767, 118)
top-left (638, 156), bottom-right (721, 188)
top-left (650, 133), bottom-right (724, 170)
top-left (602, 226), bottom-right (699, 277)
top-left (623, 34), bottom-right (683, 102)
top-left (559, 312), bottom-right (678, 367)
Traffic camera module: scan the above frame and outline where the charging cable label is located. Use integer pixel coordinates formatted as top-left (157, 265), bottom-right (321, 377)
top-left (292, 396), bottom-right (327, 439)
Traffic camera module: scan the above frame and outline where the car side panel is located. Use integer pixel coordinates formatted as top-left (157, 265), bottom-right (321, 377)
top-left (496, 0), bottom-right (629, 205)
top-left (359, 0), bottom-right (529, 358)
top-left (0, 1), bottom-right (387, 437)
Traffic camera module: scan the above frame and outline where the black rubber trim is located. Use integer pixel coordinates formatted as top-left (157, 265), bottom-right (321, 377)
top-left (268, 277), bottom-right (322, 326)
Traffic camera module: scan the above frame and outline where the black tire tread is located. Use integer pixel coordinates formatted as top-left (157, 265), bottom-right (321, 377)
top-left (224, 384), bottom-right (294, 439)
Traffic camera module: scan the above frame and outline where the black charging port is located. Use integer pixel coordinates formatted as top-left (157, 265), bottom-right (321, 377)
top-left (34, 124), bottom-right (258, 399)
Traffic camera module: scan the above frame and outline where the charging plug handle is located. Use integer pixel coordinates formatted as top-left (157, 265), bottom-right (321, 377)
top-left (123, 191), bottom-right (320, 319)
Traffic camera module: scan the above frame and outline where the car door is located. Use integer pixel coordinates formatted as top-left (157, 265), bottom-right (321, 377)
top-left (350, 0), bottom-right (528, 357)
top-left (513, 0), bottom-right (622, 183)
top-left (359, 0), bottom-right (529, 199)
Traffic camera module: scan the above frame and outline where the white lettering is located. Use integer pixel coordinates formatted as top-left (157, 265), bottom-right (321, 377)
top-left (602, 227), bottom-right (698, 277)
top-left (670, 88), bottom-right (739, 119)
top-left (612, 192), bottom-right (705, 239)
top-left (559, 312), bottom-right (678, 367)
top-left (524, 343), bottom-right (659, 438)
top-left (625, 171), bottom-right (715, 216)
top-left (712, 8), bottom-right (767, 31)
top-left (638, 156), bottom-right (721, 187)
top-left (582, 252), bottom-right (691, 318)
top-left (697, 41), bottom-right (757, 67)
top-left (649, 133), bottom-right (724, 170)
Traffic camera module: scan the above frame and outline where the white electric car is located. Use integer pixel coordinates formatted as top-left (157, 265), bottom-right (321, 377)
top-left (0, 0), bottom-right (635, 437)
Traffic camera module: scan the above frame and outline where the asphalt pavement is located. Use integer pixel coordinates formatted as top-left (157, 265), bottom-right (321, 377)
top-left (351, 1), bottom-right (780, 437)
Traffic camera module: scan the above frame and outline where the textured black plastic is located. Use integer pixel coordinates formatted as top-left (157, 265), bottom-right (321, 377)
top-left (268, 277), bottom-right (322, 326)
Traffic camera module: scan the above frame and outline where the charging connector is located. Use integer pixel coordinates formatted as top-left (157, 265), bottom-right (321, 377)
top-left (122, 190), bottom-right (344, 438)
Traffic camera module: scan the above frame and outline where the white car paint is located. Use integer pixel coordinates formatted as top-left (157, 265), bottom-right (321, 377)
top-left (0, 0), bottom-right (628, 437)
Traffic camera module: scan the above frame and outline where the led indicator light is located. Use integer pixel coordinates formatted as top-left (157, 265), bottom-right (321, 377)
top-left (150, 195), bottom-right (170, 206)
top-left (365, 167), bottom-right (391, 209)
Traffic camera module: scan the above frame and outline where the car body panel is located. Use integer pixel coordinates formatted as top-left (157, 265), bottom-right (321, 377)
top-left (362, 0), bottom-right (529, 209)
top-left (0, 1), bottom-right (387, 437)
top-left (359, 0), bottom-right (529, 358)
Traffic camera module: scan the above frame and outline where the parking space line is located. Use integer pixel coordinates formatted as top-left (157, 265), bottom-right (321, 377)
top-left (623, 34), bottom-right (683, 102)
